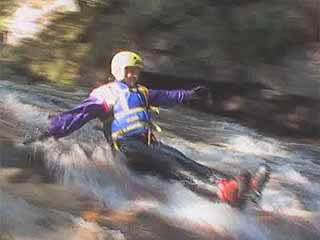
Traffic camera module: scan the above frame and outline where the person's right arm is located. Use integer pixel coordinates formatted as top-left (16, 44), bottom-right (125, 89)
top-left (46, 83), bottom-right (119, 139)
top-left (23, 94), bottom-right (112, 145)
top-left (47, 96), bottom-right (111, 139)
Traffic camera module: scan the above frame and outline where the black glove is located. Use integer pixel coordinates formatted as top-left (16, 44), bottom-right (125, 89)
top-left (191, 86), bottom-right (209, 100)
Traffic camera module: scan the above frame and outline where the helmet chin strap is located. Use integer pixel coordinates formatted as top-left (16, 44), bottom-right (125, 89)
top-left (125, 76), bottom-right (139, 87)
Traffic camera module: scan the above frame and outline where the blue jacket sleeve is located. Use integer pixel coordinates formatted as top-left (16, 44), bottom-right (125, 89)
top-left (47, 96), bottom-right (111, 139)
top-left (148, 89), bottom-right (194, 106)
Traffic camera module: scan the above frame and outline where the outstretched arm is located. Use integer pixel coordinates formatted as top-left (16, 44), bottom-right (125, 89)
top-left (24, 96), bottom-right (111, 144)
top-left (148, 89), bottom-right (194, 106)
top-left (148, 86), bottom-right (208, 106)
top-left (47, 96), bottom-right (110, 139)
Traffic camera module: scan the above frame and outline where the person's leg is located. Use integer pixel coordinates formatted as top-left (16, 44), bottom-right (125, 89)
top-left (216, 163), bottom-right (271, 208)
top-left (117, 138), bottom-right (228, 187)
top-left (148, 140), bottom-right (251, 208)
top-left (116, 140), bottom-right (224, 202)
top-left (151, 141), bottom-right (230, 181)
top-left (151, 141), bottom-right (272, 208)
top-left (116, 138), bottom-right (270, 209)
top-left (249, 163), bottom-right (271, 204)
top-left (116, 138), bottom-right (184, 180)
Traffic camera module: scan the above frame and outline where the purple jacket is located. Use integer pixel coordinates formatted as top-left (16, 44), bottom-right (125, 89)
top-left (48, 84), bottom-right (194, 139)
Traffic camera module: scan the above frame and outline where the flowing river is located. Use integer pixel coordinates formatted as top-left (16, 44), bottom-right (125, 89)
top-left (0, 80), bottom-right (319, 240)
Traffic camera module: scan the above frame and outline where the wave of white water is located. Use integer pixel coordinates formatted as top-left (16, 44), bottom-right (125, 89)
top-left (1, 81), bottom-right (320, 239)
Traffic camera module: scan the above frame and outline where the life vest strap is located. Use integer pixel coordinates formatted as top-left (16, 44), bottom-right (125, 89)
top-left (114, 106), bottom-right (145, 119)
top-left (149, 106), bottom-right (160, 114)
top-left (112, 121), bottom-right (150, 140)
top-left (113, 131), bottom-right (158, 151)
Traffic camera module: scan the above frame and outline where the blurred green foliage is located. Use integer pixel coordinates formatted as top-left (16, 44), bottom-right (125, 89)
top-left (78, 0), bottom-right (114, 8)
top-left (21, 13), bottom-right (91, 85)
top-left (0, 0), bottom-right (319, 92)
top-left (0, 0), bottom-right (18, 31)
top-left (0, 4), bottom-right (92, 85)
top-left (0, 0), bottom-right (129, 86)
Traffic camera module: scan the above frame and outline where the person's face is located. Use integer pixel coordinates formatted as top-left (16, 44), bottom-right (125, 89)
top-left (124, 66), bottom-right (142, 87)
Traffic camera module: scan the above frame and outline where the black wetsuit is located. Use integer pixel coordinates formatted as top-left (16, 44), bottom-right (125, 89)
top-left (114, 136), bottom-right (230, 199)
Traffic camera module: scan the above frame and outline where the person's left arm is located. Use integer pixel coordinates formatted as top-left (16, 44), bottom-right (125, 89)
top-left (148, 86), bottom-right (208, 106)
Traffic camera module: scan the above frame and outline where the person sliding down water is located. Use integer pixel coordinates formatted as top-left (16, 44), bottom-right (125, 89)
top-left (24, 51), bottom-right (271, 209)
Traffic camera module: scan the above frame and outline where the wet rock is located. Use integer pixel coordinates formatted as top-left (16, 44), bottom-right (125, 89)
top-left (0, 168), bottom-right (34, 183)
top-left (76, 0), bottom-right (320, 100)
top-left (0, 189), bottom-right (125, 240)
top-left (2, 0), bottom-right (320, 141)
top-left (98, 229), bottom-right (126, 240)
top-left (0, 233), bottom-right (15, 240)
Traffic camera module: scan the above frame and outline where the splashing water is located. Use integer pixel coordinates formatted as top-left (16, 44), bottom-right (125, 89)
top-left (1, 81), bottom-right (320, 239)
top-left (228, 135), bottom-right (289, 158)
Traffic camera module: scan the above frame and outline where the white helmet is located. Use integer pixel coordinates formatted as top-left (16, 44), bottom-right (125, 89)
top-left (111, 51), bottom-right (144, 81)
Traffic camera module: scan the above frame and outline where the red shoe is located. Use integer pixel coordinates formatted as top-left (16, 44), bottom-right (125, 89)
top-left (217, 170), bottom-right (251, 209)
top-left (249, 164), bottom-right (271, 203)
